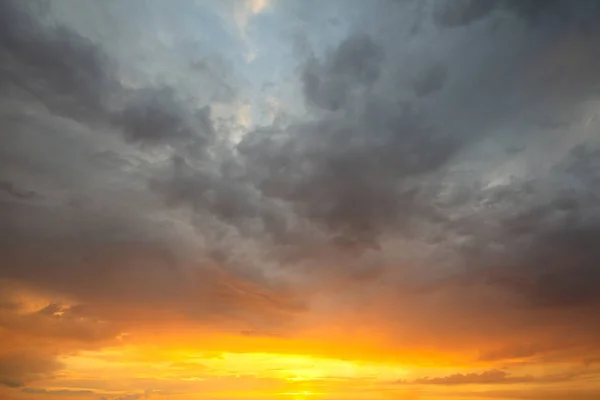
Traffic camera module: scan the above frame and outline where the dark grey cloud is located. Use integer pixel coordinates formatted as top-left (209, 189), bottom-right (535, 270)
top-left (406, 368), bottom-right (585, 385)
top-left (0, 0), bottom-right (228, 152)
top-left (0, 0), bottom-right (301, 331)
top-left (0, 181), bottom-right (38, 200)
top-left (234, 0), bottom-right (600, 364)
top-left (302, 33), bottom-right (384, 111)
top-left (232, 0), bottom-right (600, 262)
top-left (434, 0), bottom-right (600, 28)
top-left (0, 0), bottom-right (115, 120)
top-left (237, 28), bottom-right (460, 249)
top-left (113, 87), bottom-right (212, 146)
top-left (21, 388), bottom-right (96, 396)
top-left (429, 142), bottom-right (600, 315)
top-left (433, 0), bottom-right (498, 27)
top-left (504, 170), bottom-right (600, 312)
top-left (21, 388), bottom-right (150, 400)
top-left (0, 352), bottom-right (62, 388)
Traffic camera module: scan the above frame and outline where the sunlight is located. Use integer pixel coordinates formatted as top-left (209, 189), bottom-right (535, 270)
top-left (280, 391), bottom-right (321, 400)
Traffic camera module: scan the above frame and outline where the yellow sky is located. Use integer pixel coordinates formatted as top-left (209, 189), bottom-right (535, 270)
top-left (1, 283), bottom-right (599, 400)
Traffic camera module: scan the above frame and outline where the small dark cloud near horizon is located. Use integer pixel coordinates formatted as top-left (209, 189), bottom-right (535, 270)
top-left (403, 368), bottom-right (586, 385)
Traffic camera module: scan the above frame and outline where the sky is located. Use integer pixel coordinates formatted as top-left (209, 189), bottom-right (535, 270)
top-left (1, 0), bottom-right (600, 399)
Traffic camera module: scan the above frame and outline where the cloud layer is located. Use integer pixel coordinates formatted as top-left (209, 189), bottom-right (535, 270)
top-left (2, 0), bottom-right (600, 398)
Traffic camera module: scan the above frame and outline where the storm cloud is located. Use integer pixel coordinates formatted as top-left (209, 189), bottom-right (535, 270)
top-left (2, 0), bottom-right (600, 396)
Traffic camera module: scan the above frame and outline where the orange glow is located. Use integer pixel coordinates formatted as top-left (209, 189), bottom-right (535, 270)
top-left (2, 285), bottom-right (598, 400)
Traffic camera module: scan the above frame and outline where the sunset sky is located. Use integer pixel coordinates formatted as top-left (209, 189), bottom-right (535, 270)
top-left (2, 0), bottom-right (600, 399)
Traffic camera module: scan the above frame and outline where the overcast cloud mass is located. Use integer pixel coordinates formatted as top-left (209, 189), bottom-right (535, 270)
top-left (2, 1), bottom-right (600, 399)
